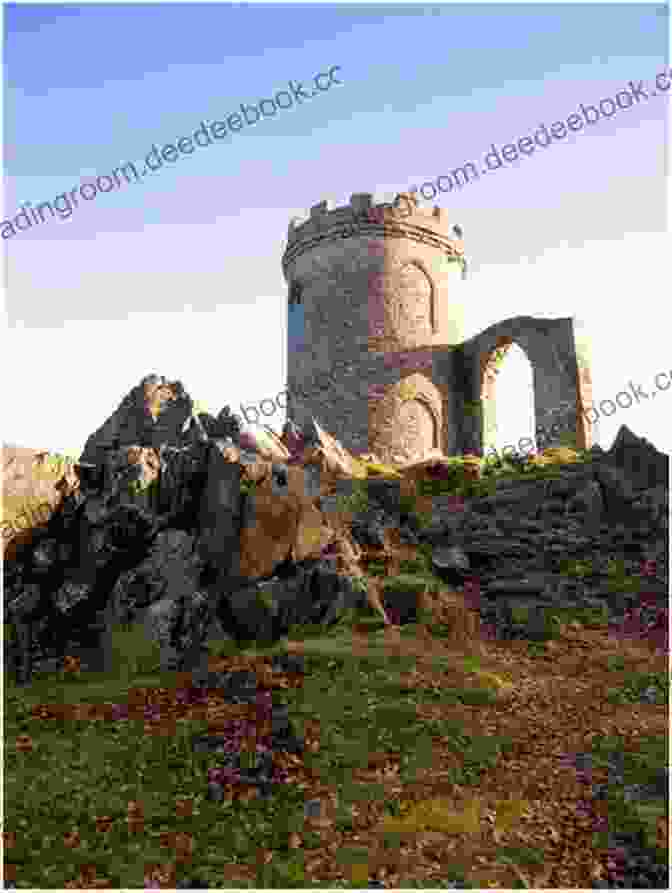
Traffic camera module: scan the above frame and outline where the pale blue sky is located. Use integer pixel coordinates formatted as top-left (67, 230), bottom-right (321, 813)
top-left (2, 2), bottom-right (670, 457)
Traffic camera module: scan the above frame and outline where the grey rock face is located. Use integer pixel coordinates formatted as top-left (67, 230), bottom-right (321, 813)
top-left (80, 375), bottom-right (194, 466)
top-left (111, 529), bottom-right (202, 621)
top-left (432, 546), bottom-right (471, 582)
top-left (3, 383), bottom-right (218, 684)
top-left (417, 435), bottom-right (668, 641)
top-left (218, 561), bottom-right (367, 646)
top-left (197, 441), bottom-right (242, 579)
top-left (606, 423), bottom-right (669, 492)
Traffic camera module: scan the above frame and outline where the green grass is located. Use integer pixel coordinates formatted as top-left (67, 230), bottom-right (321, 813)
top-left (407, 446), bottom-right (595, 503)
top-left (606, 670), bottom-right (669, 706)
top-left (5, 590), bottom-right (666, 888)
top-left (587, 733), bottom-right (669, 856)
top-left (4, 615), bottom-right (517, 889)
top-left (382, 572), bottom-right (449, 594)
top-left (505, 603), bottom-right (608, 641)
top-left (495, 844), bottom-right (546, 867)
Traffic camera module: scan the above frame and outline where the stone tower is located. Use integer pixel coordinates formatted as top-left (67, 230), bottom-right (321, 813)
top-left (282, 192), bottom-right (467, 462)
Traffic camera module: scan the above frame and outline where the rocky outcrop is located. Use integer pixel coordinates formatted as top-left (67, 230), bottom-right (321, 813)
top-left (416, 431), bottom-right (668, 643)
top-left (3, 379), bottom-right (668, 687)
top-left (217, 559), bottom-right (367, 645)
top-left (79, 374), bottom-right (193, 466)
top-left (2, 376), bottom-right (370, 685)
top-left (605, 423), bottom-right (669, 492)
top-left (331, 428), bottom-right (667, 645)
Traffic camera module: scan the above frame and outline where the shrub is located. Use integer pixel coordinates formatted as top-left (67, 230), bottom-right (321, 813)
top-left (127, 478), bottom-right (159, 498)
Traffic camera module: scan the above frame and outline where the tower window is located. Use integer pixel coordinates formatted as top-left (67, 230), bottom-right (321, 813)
top-left (289, 282), bottom-right (303, 306)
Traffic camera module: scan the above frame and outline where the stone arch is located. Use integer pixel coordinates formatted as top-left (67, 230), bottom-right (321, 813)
top-left (386, 261), bottom-right (436, 343)
top-left (369, 372), bottom-right (442, 463)
top-left (480, 340), bottom-right (535, 455)
top-left (460, 316), bottom-right (592, 457)
top-left (479, 336), bottom-right (514, 451)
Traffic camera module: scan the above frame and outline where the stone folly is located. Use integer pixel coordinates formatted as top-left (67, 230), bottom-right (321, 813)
top-left (282, 191), bottom-right (595, 463)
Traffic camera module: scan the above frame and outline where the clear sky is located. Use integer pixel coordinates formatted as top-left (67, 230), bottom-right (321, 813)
top-left (2, 1), bottom-right (670, 459)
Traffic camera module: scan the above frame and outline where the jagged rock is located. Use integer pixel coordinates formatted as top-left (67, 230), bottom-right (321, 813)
top-left (144, 597), bottom-right (184, 670)
top-left (633, 484), bottom-right (667, 526)
top-left (214, 406), bottom-right (242, 442)
top-left (2, 430), bottom-right (192, 684)
top-left (566, 480), bottom-right (604, 524)
top-left (350, 505), bottom-right (397, 548)
top-left (238, 464), bottom-right (331, 579)
top-left (4, 392), bottom-right (367, 683)
top-left (483, 579), bottom-right (546, 598)
top-left (4, 399), bottom-right (669, 688)
top-left (607, 424), bottom-right (669, 491)
top-left (157, 442), bottom-right (210, 522)
top-left (593, 463), bottom-right (636, 517)
top-left (413, 432), bottom-right (668, 643)
top-left (188, 406), bottom-right (241, 445)
top-left (473, 482), bottom-right (550, 516)
top-left (365, 478), bottom-right (401, 515)
top-left (5, 581), bottom-right (42, 619)
top-left (398, 518), bottom-right (421, 544)
top-left (31, 537), bottom-right (60, 575)
top-left (79, 375), bottom-right (193, 466)
top-left (197, 441), bottom-right (242, 580)
top-left (432, 546), bottom-right (471, 583)
top-left (217, 561), bottom-right (367, 644)
top-left (180, 410), bottom-right (210, 448)
top-left (380, 578), bottom-right (423, 625)
top-left (110, 529), bottom-right (203, 627)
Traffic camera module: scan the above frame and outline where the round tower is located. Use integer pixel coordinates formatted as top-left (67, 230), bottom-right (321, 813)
top-left (282, 191), bottom-right (466, 462)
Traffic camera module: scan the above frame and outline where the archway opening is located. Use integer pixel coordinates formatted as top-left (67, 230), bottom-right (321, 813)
top-left (481, 341), bottom-right (535, 459)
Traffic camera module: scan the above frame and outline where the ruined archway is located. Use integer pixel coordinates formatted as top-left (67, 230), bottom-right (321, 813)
top-left (459, 316), bottom-right (593, 458)
top-left (480, 338), bottom-right (535, 458)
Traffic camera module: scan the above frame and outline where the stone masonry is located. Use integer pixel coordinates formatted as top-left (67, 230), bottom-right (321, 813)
top-left (282, 191), bottom-right (594, 463)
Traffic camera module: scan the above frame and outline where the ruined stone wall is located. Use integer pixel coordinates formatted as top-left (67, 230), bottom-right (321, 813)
top-left (459, 316), bottom-right (595, 456)
top-left (282, 192), bottom-right (466, 460)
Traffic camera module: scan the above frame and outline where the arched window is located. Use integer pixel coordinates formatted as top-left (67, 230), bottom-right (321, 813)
top-left (289, 281), bottom-right (303, 307)
top-left (391, 262), bottom-right (435, 340)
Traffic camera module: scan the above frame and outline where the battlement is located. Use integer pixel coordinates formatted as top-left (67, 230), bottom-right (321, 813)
top-left (282, 192), bottom-right (464, 278)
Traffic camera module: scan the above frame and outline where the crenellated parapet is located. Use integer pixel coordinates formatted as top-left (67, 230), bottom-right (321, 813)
top-left (282, 191), bottom-right (465, 285)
